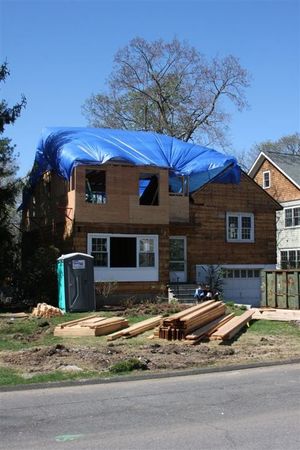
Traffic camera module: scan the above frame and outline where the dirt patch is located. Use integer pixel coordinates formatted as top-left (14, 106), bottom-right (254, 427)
top-left (1, 330), bottom-right (300, 376)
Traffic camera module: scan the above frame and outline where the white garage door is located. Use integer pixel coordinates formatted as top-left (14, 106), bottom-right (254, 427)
top-left (222, 268), bottom-right (262, 307)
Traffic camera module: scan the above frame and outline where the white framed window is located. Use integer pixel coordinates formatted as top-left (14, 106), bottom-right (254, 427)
top-left (226, 213), bottom-right (254, 243)
top-left (280, 250), bottom-right (300, 269)
top-left (285, 207), bottom-right (300, 227)
top-left (88, 234), bottom-right (158, 269)
top-left (263, 170), bottom-right (271, 189)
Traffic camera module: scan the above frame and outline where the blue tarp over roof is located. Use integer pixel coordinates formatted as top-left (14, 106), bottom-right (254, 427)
top-left (21, 127), bottom-right (240, 209)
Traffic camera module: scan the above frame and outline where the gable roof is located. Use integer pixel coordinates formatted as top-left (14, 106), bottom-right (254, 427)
top-left (249, 151), bottom-right (300, 189)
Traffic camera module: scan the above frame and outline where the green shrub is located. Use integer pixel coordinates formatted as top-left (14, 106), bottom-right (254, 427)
top-left (109, 358), bottom-right (148, 374)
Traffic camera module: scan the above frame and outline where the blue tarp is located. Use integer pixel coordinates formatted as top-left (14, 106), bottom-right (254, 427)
top-left (21, 127), bottom-right (240, 209)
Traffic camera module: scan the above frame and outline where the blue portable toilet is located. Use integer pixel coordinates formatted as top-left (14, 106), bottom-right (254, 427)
top-left (57, 253), bottom-right (95, 312)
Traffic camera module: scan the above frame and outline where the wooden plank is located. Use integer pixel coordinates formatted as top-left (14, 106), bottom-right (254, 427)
top-left (58, 315), bottom-right (99, 328)
top-left (210, 310), bottom-right (254, 340)
top-left (251, 309), bottom-right (300, 321)
top-left (185, 313), bottom-right (234, 340)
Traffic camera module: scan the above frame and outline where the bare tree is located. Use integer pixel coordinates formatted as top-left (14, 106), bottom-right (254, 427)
top-left (83, 37), bottom-right (250, 146)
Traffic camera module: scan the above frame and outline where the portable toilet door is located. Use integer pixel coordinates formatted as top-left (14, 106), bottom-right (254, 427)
top-left (57, 253), bottom-right (95, 312)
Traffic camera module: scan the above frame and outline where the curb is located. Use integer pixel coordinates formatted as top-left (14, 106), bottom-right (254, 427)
top-left (1, 358), bottom-right (300, 392)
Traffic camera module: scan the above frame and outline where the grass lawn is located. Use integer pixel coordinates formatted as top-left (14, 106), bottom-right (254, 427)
top-left (0, 304), bottom-right (299, 386)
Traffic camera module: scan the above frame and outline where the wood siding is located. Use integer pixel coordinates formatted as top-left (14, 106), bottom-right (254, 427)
top-left (254, 159), bottom-right (300, 202)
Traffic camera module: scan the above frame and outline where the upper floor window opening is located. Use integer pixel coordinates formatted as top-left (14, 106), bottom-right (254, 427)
top-left (139, 173), bottom-right (159, 205)
top-left (85, 170), bottom-right (106, 204)
top-left (169, 175), bottom-right (189, 196)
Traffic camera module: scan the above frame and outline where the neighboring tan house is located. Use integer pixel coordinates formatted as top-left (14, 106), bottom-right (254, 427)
top-left (249, 151), bottom-right (300, 269)
top-left (21, 128), bottom-right (281, 305)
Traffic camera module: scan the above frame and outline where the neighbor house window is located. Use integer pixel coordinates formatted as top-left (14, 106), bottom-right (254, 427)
top-left (139, 173), bottom-right (159, 205)
top-left (280, 250), bottom-right (300, 269)
top-left (226, 213), bottom-right (254, 242)
top-left (85, 170), bottom-right (106, 204)
top-left (263, 171), bottom-right (271, 189)
top-left (285, 207), bottom-right (300, 227)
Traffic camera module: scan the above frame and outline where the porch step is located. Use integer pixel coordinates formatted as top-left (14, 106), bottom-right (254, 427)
top-left (168, 284), bottom-right (198, 304)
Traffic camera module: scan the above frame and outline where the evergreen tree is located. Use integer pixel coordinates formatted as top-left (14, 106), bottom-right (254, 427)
top-left (0, 62), bottom-right (26, 284)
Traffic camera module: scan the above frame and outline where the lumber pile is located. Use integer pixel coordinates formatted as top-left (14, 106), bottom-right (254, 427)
top-left (251, 308), bottom-right (300, 321)
top-left (184, 313), bottom-right (234, 344)
top-left (158, 301), bottom-right (227, 341)
top-left (107, 315), bottom-right (162, 341)
top-left (210, 310), bottom-right (254, 341)
top-left (53, 315), bottom-right (128, 337)
top-left (32, 303), bottom-right (64, 318)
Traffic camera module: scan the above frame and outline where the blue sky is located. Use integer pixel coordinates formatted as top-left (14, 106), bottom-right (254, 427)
top-left (1, 0), bottom-right (299, 177)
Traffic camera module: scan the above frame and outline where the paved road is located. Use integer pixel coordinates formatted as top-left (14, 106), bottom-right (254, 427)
top-left (1, 364), bottom-right (300, 449)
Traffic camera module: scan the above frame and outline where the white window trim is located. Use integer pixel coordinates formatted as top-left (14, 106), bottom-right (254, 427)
top-left (284, 206), bottom-right (300, 228)
top-left (262, 170), bottom-right (271, 189)
top-left (226, 212), bottom-right (255, 243)
top-left (87, 233), bottom-right (159, 281)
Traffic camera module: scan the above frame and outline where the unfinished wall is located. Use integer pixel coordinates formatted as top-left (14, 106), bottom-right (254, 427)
top-left (74, 164), bottom-right (170, 224)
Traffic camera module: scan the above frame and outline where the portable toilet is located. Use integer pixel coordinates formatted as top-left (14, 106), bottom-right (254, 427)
top-left (57, 253), bottom-right (95, 312)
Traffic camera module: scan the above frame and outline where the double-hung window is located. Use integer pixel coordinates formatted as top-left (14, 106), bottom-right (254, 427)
top-left (285, 207), bottom-right (300, 227)
top-left (226, 213), bottom-right (254, 243)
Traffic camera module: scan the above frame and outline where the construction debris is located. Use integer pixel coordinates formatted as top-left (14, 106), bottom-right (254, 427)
top-left (210, 310), bottom-right (254, 341)
top-left (53, 316), bottom-right (128, 337)
top-left (251, 308), bottom-right (300, 321)
top-left (31, 303), bottom-right (64, 318)
top-left (107, 315), bottom-right (162, 341)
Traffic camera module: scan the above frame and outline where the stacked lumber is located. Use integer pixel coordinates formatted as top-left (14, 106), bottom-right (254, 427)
top-left (107, 315), bottom-right (162, 341)
top-left (158, 301), bottom-right (226, 341)
top-left (210, 310), bottom-right (254, 341)
top-left (184, 313), bottom-right (234, 344)
top-left (32, 303), bottom-right (63, 318)
top-left (251, 308), bottom-right (300, 321)
top-left (53, 315), bottom-right (128, 337)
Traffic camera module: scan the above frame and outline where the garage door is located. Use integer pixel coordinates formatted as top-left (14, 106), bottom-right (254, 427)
top-left (222, 268), bottom-right (262, 307)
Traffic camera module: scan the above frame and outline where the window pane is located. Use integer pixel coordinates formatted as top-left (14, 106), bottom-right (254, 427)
top-left (227, 269), bottom-right (233, 278)
top-left (139, 253), bottom-right (155, 267)
top-left (254, 270), bottom-right (260, 277)
top-left (170, 262), bottom-right (185, 271)
top-left (248, 269), bottom-right (253, 278)
top-left (228, 216), bottom-right (238, 239)
top-left (92, 252), bottom-right (107, 267)
top-left (285, 209), bottom-right (293, 227)
top-left (92, 238), bottom-right (107, 252)
top-left (241, 270), bottom-right (247, 278)
top-left (294, 208), bottom-right (300, 226)
top-left (170, 239), bottom-right (184, 260)
top-left (110, 237), bottom-right (136, 267)
top-left (234, 270), bottom-right (240, 278)
top-left (241, 216), bottom-right (251, 240)
top-left (281, 251), bottom-right (288, 269)
top-left (139, 238), bottom-right (154, 253)
top-left (263, 172), bottom-right (270, 188)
